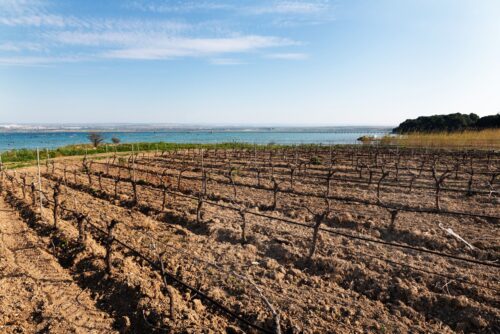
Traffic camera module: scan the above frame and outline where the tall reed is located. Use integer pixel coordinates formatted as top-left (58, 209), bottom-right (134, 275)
top-left (380, 129), bottom-right (500, 149)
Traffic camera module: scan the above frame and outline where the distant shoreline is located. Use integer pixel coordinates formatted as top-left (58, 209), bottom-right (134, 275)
top-left (0, 125), bottom-right (393, 133)
top-left (0, 128), bottom-right (391, 151)
top-left (0, 129), bottom-right (392, 134)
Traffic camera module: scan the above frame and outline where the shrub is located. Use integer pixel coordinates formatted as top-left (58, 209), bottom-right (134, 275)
top-left (310, 156), bottom-right (322, 165)
top-left (357, 135), bottom-right (375, 144)
top-left (88, 132), bottom-right (104, 148)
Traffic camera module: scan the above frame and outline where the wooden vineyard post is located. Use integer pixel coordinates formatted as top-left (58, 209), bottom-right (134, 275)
top-left (76, 213), bottom-right (87, 246)
top-left (357, 161), bottom-right (363, 179)
top-left (196, 196), bottom-right (204, 224)
top-left (394, 154), bottom-right (401, 183)
top-left (52, 182), bottom-right (61, 228)
top-left (271, 177), bottom-right (280, 210)
top-left (63, 165), bottom-right (68, 185)
top-left (466, 164), bottom-right (474, 197)
top-left (95, 171), bottom-right (101, 191)
top-left (226, 167), bottom-right (237, 200)
top-left (1, 173), bottom-right (6, 191)
top-left (105, 219), bottom-right (119, 276)
top-left (256, 167), bottom-right (262, 187)
top-left (131, 177), bottom-right (138, 205)
top-left (36, 148), bottom-right (44, 215)
top-left (20, 174), bottom-right (27, 199)
top-left (0, 152), bottom-right (3, 190)
top-left (374, 150), bottom-right (379, 168)
top-left (31, 182), bottom-right (37, 206)
top-left (129, 149), bottom-right (138, 205)
top-left (289, 164), bottom-right (296, 191)
top-left (388, 209), bottom-right (399, 231)
top-left (487, 172), bottom-right (498, 198)
top-left (201, 149), bottom-right (208, 196)
top-left (453, 159), bottom-right (460, 180)
top-left (418, 159), bottom-right (425, 178)
top-left (114, 169), bottom-right (121, 199)
top-left (326, 169), bottom-right (335, 197)
top-left (45, 148), bottom-right (49, 173)
top-left (239, 209), bottom-right (247, 244)
top-left (105, 157), bottom-right (110, 175)
top-left (329, 145), bottom-right (333, 165)
top-left (1, 171), bottom-right (9, 191)
top-left (158, 171), bottom-right (168, 211)
top-left (367, 165), bottom-right (373, 186)
top-left (200, 148), bottom-right (204, 173)
top-left (201, 170), bottom-right (208, 196)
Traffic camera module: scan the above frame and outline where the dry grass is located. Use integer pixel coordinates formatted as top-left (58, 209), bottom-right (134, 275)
top-left (380, 129), bottom-right (500, 149)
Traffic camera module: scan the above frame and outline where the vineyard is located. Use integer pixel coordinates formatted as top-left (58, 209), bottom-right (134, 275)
top-left (0, 145), bottom-right (499, 333)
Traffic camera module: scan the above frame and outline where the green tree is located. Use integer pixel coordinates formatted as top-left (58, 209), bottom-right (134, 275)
top-left (88, 132), bottom-right (104, 147)
top-left (392, 113), bottom-right (490, 133)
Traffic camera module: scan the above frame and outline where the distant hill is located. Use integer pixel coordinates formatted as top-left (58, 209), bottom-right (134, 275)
top-left (393, 113), bottom-right (500, 133)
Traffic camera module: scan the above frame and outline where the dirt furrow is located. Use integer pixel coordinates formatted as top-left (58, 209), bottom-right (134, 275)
top-left (0, 196), bottom-right (117, 334)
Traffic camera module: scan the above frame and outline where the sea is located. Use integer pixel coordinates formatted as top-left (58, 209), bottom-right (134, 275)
top-left (0, 127), bottom-right (391, 151)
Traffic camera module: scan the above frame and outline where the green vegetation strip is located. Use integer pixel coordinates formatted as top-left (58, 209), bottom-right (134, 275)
top-left (0, 142), bottom-right (329, 165)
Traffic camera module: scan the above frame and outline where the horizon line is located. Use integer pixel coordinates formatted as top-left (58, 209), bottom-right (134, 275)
top-left (0, 122), bottom-right (396, 127)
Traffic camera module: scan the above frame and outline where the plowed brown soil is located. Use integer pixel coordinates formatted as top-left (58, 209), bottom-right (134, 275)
top-left (1, 147), bottom-right (499, 334)
top-left (0, 197), bottom-right (117, 334)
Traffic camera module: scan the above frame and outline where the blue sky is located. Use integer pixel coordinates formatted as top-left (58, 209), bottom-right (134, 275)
top-left (1, 0), bottom-right (499, 125)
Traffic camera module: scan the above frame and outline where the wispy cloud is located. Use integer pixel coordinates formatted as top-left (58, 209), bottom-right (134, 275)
top-left (210, 57), bottom-right (246, 65)
top-left (0, 41), bottom-right (44, 52)
top-left (127, 0), bottom-right (333, 16)
top-left (0, 14), bottom-right (80, 27)
top-left (0, 0), bottom-right (45, 14)
top-left (0, 55), bottom-right (87, 66)
top-left (0, 0), bottom-right (76, 27)
top-left (247, 1), bottom-right (331, 15)
top-left (265, 52), bottom-right (308, 60)
top-left (0, 0), bottom-right (323, 65)
top-left (126, 1), bottom-right (232, 13)
top-left (0, 13), bottom-right (189, 32)
top-left (100, 36), bottom-right (295, 60)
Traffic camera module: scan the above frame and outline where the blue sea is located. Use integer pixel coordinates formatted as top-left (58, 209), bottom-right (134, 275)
top-left (0, 127), bottom-right (391, 151)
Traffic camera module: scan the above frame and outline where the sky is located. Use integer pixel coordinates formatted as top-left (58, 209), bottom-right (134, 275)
top-left (0, 0), bottom-right (499, 126)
